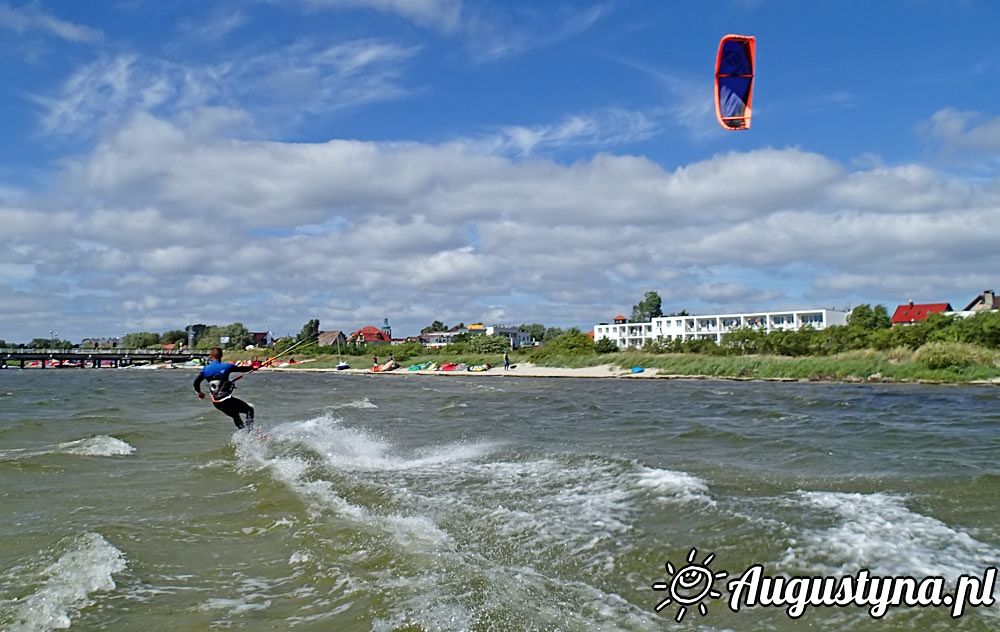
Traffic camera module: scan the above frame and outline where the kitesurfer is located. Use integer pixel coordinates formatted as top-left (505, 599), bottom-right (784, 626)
top-left (193, 347), bottom-right (256, 429)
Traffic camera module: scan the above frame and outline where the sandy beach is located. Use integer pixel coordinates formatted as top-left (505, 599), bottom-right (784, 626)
top-left (265, 362), bottom-right (1000, 385)
top-left (266, 362), bottom-right (634, 379)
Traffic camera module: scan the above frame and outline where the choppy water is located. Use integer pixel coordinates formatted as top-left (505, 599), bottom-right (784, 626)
top-left (1, 370), bottom-right (998, 630)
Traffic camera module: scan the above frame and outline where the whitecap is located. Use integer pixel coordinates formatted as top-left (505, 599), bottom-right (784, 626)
top-left (57, 436), bottom-right (136, 457)
top-left (328, 397), bottom-right (378, 410)
top-left (270, 415), bottom-right (493, 472)
top-left (782, 491), bottom-right (1000, 580)
top-left (634, 466), bottom-right (714, 505)
top-left (9, 532), bottom-right (126, 632)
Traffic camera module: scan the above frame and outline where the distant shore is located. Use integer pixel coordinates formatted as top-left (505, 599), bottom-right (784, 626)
top-left (258, 361), bottom-right (1000, 386)
top-left (52, 347), bottom-right (998, 386)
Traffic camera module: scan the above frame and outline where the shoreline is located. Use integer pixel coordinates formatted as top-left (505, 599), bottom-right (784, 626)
top-left (263, 363), bottom-right (1000, 386)
top-left (13, 360), bottom-right (999, 386)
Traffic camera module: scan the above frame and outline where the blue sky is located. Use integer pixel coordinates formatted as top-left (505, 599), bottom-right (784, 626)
top-left (2, 0), bottom-right (999, 341)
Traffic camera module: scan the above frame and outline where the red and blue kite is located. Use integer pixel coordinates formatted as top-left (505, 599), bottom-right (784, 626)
top-left (715, 34), bottom-right (755, 130)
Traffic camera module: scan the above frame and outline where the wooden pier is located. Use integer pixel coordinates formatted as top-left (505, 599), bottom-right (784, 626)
top-left (0, 349), bottom-right (211, 369)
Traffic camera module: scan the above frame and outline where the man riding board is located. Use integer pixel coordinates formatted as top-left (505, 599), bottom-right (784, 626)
top-left (194, 347), bottom-right (257, 430)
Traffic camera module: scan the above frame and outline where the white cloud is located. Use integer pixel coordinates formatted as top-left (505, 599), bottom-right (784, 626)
top-left (178, 8), bottom-right (249, 42)
top-left (35, 39), bottom-right (419, 136)
top-left (479, 108), bottom-right (659, 156)
top-left (0, 2), bottom-right (102, 43)
top-left (186, 275), bottom-right (235, 296)
top-left (297, 0), bottom-right (463, 31)
top-left (692, 282), bottom-right (782, 306)
top-left (925, 108), bottom-right (1000, 152)
top-left (467, 2), bottom-right (611, 61)
top-left (291, 0), bottom-right (609, 61)
top-left (5, 109), bottom-right (1000, 341)
top-left (0, 262), bottom-right (36, 281)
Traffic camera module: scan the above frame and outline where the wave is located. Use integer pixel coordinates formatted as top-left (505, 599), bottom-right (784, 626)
top-left (781, 491), bottom-right (1000, 580)
top-left (264, 415), bottom-right (493, 472)
top-left (6, 532), bottom-right (126, 632)
top-left (231, 413), bottom-right (710, 628)
top-left (0, 436), bottom-right (136, 462)
top-left (57, 436), bottom-right (136, 457)
top-left (634, 466), bottom-right (714, 505)
top-left (327, 398), bottom-right (378, 410)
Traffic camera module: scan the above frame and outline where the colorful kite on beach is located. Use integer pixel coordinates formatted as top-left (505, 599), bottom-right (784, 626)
top-left (715, 34), bottom-right (755, 130)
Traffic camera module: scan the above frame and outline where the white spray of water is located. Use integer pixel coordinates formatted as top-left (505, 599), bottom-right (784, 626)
top-left (9, 532), bottom-right (126, 632)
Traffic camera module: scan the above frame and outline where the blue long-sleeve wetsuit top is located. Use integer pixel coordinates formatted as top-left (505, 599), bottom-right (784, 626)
top-left (193, 361), bottom-right (252, 403)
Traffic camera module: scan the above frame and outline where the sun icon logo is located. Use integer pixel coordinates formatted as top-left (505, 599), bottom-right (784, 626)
top-left (652, 547), bottom-right (728, 622)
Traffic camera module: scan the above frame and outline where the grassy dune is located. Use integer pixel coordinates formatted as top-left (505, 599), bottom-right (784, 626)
top-left (532, 348), bottom-right (1000, 383)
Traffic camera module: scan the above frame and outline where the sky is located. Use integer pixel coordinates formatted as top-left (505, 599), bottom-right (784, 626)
top-left (2, 0), bottom-right (1000, 342)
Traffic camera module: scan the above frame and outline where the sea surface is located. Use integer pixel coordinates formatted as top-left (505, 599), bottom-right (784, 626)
top-left (1, 369), bottom-right (998, 631)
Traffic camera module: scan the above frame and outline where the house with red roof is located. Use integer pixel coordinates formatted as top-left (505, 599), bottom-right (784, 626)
top-left (349, 325), bottom-right (392, 345)
top-left (890, 301), bottom-right (953, 325)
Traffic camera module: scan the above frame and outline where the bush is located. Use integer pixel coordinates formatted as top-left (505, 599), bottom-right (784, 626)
top-left (594, 338), bottom-right (617, 353)
top-left (913, 342), bottom-right (993, 370)
top-left (530, 329), bottom-right (595, 361)
top-left (469, 335), bottom-right (510, 354)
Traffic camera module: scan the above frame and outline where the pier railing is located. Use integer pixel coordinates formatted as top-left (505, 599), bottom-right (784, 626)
top-left (0, 348), bottom-right (210, 355)
top-left (0, 348), bottom-right (211, 368)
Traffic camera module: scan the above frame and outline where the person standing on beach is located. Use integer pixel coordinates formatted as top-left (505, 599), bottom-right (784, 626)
top-left (503, 348), bottom-right (510, 371)
top-left (194, 347), bottom-right (255, 430)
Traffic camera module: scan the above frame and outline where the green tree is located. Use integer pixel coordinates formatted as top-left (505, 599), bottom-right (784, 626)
top-left (161, 329), bottom-right (188, 345)
top-left (271, 336), bottom-right (296, 354)
top-left (631, 291), bottom-right (664, 322)
top-left (123, 332), bottom-right (161, 348)
top-left (720, 328), bottom-right (765, 355)
top-left (297, 319), bottom-right (320, 342)
top-left (683, 337), bottom-right (720, 354)
top-left (544, 327), bottom-right (564, 341)
top-left (532, 328), bottom-right (594, 359)
top-left (594, 338), bottom-right (618, 353)
top-left (847, 304), bottom-right (891, 331)
top-left (222, 323), bottom-right (252, 348)
top-left (188, 324), bottom-right (207, 347)
top-left (469, 335), bottom-right (510, 354)
top-left (421, 320), bottom-right (448, 334)
top-left (196, 323), bottom-right (251, 349)
top-left (519, 323), bottom-right (546, 342)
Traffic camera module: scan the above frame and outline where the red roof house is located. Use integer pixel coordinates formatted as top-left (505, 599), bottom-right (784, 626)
top-left (350, 325), bottom-right (392, 344)
top-left (613, 314), bottom-right (627, 324)
top-left (890, 301), bottom-right (952, 325)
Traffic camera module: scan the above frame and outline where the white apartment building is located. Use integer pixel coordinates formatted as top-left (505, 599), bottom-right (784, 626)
top-left (594, 309), bottom-right (849, 349)
top-left (422, 324), bottom-right (534, 349)
top-left (483, 325), bottom-right (534, 349)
